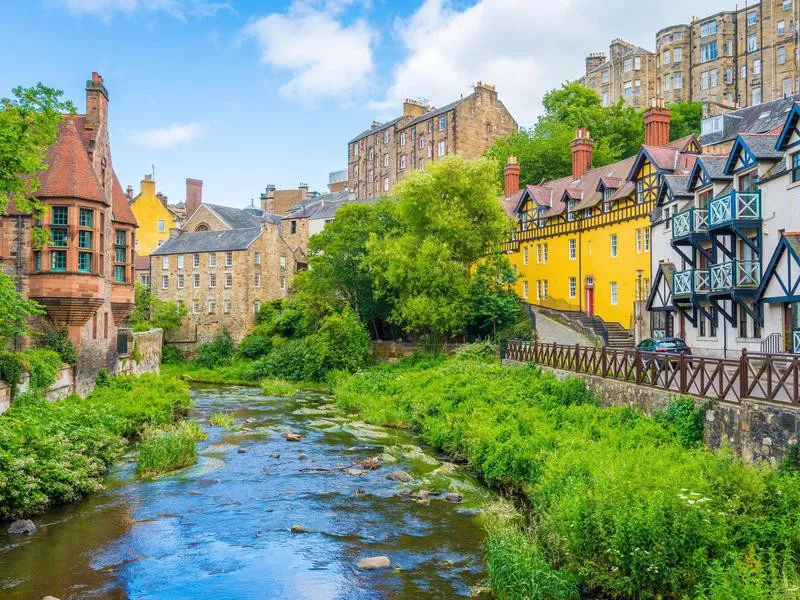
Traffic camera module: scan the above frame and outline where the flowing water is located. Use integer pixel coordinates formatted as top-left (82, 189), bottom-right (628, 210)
top-left (0, 386), bottom-right (495, 599)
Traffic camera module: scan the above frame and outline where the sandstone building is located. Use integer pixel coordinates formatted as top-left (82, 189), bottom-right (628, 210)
top-left (582, 1), bottom-right (800, 115)
top-left (0, 72), bottom-right (137, 393)
top-left (348, 82), bottom-right (517, 198)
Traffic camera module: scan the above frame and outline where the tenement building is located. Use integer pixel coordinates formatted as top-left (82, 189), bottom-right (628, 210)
top-left (348, 82), bottom-right (517, 198)
top-left (582, 1), bottom-right (800, 114)
top-left (0, 72), bottom-right (137, 393)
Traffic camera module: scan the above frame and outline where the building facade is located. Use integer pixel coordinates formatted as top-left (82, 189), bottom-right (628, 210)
top-left (582, 39), bottom-right (658, 109)
top-left (348, 82), bottom-right (517, 198)
top-left (582, 1), bottom-right (800, 115)
top-left (129, 174), bottom-right (179, 255)
top-left (0, 72), bottom-right (137, 393)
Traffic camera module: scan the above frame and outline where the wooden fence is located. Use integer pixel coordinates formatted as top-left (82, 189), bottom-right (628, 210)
top-left (504, 340), bottom-right (800, 405)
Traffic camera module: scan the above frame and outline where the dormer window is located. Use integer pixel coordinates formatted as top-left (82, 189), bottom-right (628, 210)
top-left (636, 179), bottom-right (645, 204)
top-left (567, 199), bottom-right (577, 221)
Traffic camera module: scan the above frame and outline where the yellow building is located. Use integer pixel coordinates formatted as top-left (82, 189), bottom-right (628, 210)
top-left (129, 175), bottom-right (179, 255)
top-left (503, 102), bottom-right (700, 340)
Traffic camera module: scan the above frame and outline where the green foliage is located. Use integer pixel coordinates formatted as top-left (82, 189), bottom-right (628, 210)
top-left (305, 309), bottom-right (371, 379)
top-left (654, 396), bottom-right (706, 447)
top-left (209, 411), bottom-right (234, 428)
top-left (136, 421), bottom-right (199, 477)
top-left (466, 256), bottom-right (520, 338)
top-left (21, 349), bottom-right (60, 391)
top-left (484, 83), bottom-right (644, 186)
top-left (0, 373), bottom-right (191, 517)
top-left (667, 101), bottom-right (702, 141)
top-left (161, 345), bottom-right (184, 365)
top-left (454, 340), bottom-right (499, 363)
top-left (332, 357), bottom-right (800, 599)
top-left (129, 283), bottom-right (186, 336)
top-left (0, 273), bottom-right (44, 346)
top-left (238, 330), bottom-right (272, 359)
top-left (195, 329), bottom-right (236, 368)
top-left (0, 351), bottom-right (25, 391)
top-left (39, 324), bottom-right (77, 365)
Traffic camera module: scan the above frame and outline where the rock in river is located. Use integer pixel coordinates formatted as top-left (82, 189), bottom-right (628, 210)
top-left (283, 431), bottom-right (302, 442)
top-left (270, 453), bottom-right (281, 459)
top-left (290, 524), bottom-right (310, 534)
top-left (446, 492), bottom-right (463, 503)
top-left (298, 453), bottom-right (310, 460)
top-left (386, 471), bottom-right (414, 483)
top-left (357, 556), bottom-right (391, 570)
top-left (8, 519), bottom-right (36, 535)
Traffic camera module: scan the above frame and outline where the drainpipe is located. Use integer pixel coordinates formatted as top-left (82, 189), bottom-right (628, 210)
top-left (14, 215), bottom-right (23, 351)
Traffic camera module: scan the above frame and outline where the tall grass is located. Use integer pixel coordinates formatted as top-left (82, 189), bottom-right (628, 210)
top-left (136, 422), bottom-right (199, 478)
top-left (332, 353), bottom-right (800, 599)
top-left (209, 411), bottom-right (234, 428)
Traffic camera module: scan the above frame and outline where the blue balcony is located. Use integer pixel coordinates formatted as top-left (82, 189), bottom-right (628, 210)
top-left (709, 260), bottom-right (761, 294)
top-left (673, 268), bottom-right (710, 299)
top-left (708, 190), bottom-right (761, 230)
top-left (672, 207), bottom-right (708, 242)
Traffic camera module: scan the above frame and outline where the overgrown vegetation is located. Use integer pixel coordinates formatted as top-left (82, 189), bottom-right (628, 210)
top-left (136, 421), bottom-right (200, 478)
top-left (332, 352), bottom-right (800, 599)
top-left (0, 374), bottom-right (191, 518)
top-left (39, 324), bottom-right (77, 365)
top-left (129, 282), bottom-right (186, 336)
top-left (209, 411), bottom-right (234, 428)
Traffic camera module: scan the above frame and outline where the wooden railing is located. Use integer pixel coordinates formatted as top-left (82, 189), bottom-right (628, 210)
top-left (504, 340), bottom-right (800, 405)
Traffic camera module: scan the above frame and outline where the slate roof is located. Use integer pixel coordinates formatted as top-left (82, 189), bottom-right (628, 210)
top-left (204, 203), bottom-right (262, 229)
top-left (663, 175), bottom-right (692, 198)
top-left (739, 133), bottom-right (783, 159)
top-left (403, 99), bottom-right (462, 130)
top-left (700, 94), bottom-right (800, 146)
top-left (151, 228), bottom-right (262, 255)
top-left (349, 115), bottom-right (406, 144)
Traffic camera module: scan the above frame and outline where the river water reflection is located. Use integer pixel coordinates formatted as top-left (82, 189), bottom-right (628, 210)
top-left (0, 386), bottom-right (494, 599)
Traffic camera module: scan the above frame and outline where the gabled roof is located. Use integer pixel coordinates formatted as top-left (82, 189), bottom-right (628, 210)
top-left (349, 115), bottom-right (407, 144)
top-left (666, 134), bottom-right (701, 153)
top-left (776, 103), bottom-right (800, 150)
top-left (627, 145), bottom-right (697, 181)
top-left (687, 156), bottom-right (730, 191)
top-left (646, 262), bottom-right (676, 311)
top-left (402, 99), bottom-right (462, 130)
top-left (723, 133), bottom-right (782, 174)
top-left (151, 228), bottom-right (262, 255)
top-left (37, 116), bottom-right (106, 204)
top-left (756, 233), bottom-right (800, 303)
top-left (204, 203), bottom-right (262, 229)
top-left (660, 175), bottom-right (692, 201)
top-left (700, 94), bottom-right (800, 146)
top-left (111, 172), bottom-right (137, 226)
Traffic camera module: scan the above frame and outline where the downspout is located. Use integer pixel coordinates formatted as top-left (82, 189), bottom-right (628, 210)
top-left (14, 215), bottom-right (23, 351)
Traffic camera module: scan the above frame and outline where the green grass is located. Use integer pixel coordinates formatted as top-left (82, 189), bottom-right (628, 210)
top-left (332, 352), bottom-right (800, 600)
top-left (209, 411), bottom-right (235, 428)
top-left (136, 422), bottom-right (199, 478)
top-left (161, 360), bottom-right (257, 385)
top-left (260, 377), bottom-right (328, 397)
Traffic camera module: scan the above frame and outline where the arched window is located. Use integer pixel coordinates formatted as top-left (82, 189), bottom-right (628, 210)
top-left (194, 223), bottom-right (210, 232)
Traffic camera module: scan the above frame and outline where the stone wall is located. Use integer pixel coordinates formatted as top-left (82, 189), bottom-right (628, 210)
top-left (512, 361), bottom-right (800, 464)
top-left (117, 328), bottom-right (162, 376)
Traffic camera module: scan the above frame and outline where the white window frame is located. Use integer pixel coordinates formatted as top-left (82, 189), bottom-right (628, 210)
top-left (610, 234), bottom-right (618, 257)
top-left (162, 256), bottom-right (169, 270)
top-left (569, 238), bottom-right (576, 260)
top-left (610, 282), bottom-right (618, 306)
top-left (161, 275), bottom-right (169, 289)
top-left (225, 251), bottom-right (233, 267)
top-left (157, 219), bottom-right (166, 233)
top-left (225, 273), bottom-right (233, 288)
top-left (568, 277), bottom-right (577, 299)
top-left (254, 272), bottom-right (261, 288)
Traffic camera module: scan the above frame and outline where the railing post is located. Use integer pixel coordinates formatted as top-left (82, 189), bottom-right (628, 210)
top-left (601, 346), bottom-right (607, 376)
top-left (635, 349), bottom-right (642, 383)
top-left (740, 348), bottom-right (749, 400)
top-left (679, 351), bottom-right (687, 393)
top-left (553, 341), bottom-right (557, 367)
top-left (575, 343), bottom-right (581, 372)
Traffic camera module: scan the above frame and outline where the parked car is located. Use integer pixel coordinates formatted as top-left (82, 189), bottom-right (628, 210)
top-left (636, 337), bottom-right (692, 368)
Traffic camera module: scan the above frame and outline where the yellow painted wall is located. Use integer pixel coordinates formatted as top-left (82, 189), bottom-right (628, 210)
top-left (130, 177), bottom-right (178, 255)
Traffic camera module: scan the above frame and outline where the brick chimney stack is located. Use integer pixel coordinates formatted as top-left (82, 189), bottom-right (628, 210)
top-left (644, 98), bottom-right (671, 147)
top-left (504, 156), bottom-right (521, 198)
top-left (85, 72), bottom-right (108, 131)
top-left (185, 178), bottom-right (203, 218)
top-left (571, 128), bottom-right (593, 181)
top-left (261, 185), bottom-right (276, 213)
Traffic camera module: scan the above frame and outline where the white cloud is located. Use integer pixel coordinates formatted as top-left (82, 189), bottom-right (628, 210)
top-left (244, 1), bottom-right (375, 101)
top-left (128, 122), bottom-right (205, 148)
top-left (373, 0), bottom-right (741, 126)
top-left (56, 0), bottom-right (233, 21)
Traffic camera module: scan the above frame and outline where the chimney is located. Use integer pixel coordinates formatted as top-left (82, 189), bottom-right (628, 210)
top-left (504, 156), bottom-right (521, 198)
top-left (140, 175), bottom-right (156, 201)
top-left (185, 178), bottom-right (203, 218)
top-left (126, 185), bottom-right (134, 200)
top-left (586, 52), bottom-right (606, 74)
top-left (644, 98), bottom-right (671, 147)
top-left (571, 128), bottom-right (594, 181)
top-left (261, 185), bottom-right (276, 213)
top-left (403, 98), bottom-right (428, 118)
top-left (298, 182), bottom-right (309, 198)
top-left (84, 72), bottom-right (109, 131)
top-left (156, 192), bottom-right (169, 208)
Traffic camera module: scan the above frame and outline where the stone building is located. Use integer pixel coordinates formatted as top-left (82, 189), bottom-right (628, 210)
top-left (347, 82), bottom-right (517, 198)
top-left (0, 72), bottom-right (137, 394)
top-left (582, 40), bottom-right (658, 109)
top-left (582, 1), bottom-right (800, 115)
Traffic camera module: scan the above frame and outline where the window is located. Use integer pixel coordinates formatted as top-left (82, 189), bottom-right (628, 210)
top-left (418, 134), bottom-right (425, 149)
top-left (523, 246), bottom-right (528, 265)
top-left (726, 67), bottom-right (734, 84)
top-left (193, 253), bottom-right (200, 268)
top-left (710, 69), bottom-right (718, 88)
top-left (225, 273), bottom-right (232, 288)
top-left (602, 91), bottom-right (609, 107)
top-left (383, 153), bottom-right (389, 167)
top-left (162, 275), bottom-right (169, 289)
top-left (400, 154), bottom-right (407, 170)
top-left (33, 251), bottom-right (41, 272)
top-left (438, 140), bottom-right (446, 157)
top-left (634, 56), bottom-right (641, 70)
top-left (636, 179), bottom-right (645, 203)
top-left (192, 300), bottom-right (199, 315)
top-left (438, 115), bottom-right (446, 131)
top-left (747, 10), bottom-right (757, 26)
top-left (792, 153), bottom-right (800, 182)
top-left (419, 158), bottom-right (425, 170)
top-left (543, 243), bottom-right (549, 263)
top-left (208, 299), bottom-right (216, 314)
top-left (280, 275), bottom-right (287, 290)
top-left (225, 251), bottom-right (233, 266)
top-left (700, 20), bottom-right (717, 38)
top-left (193, 273), bottom-right (200, 288)
top-left (114, 230), bottom-right (127, 282)
top-left (610, 234), bottom-right (618, 257)
top-left (209, 273), bottom-right (217, 288)
top-left (634, 79), bottom-right (641, 96)
top-left (569, 238), bottom-right (576, 260)
top-left (368, 169), bottom-right (374, 183)
top-left (673, 48), bottom-right (682, 63)
top-left (636, 228), bottom-right (643, 253)
top-left (279, 255), bottom-right (287, 271)
top-left (78, 229), bottom-right (93, 250)
top-left (701, 71), bottom-right (709, 90)
top-left (140, 273), bottom-right (150, 287)
top-left (568, 277), bottom-right (577, 299)
top-left (536, 280), bottom-right (541, 301)
top-left (727, 40), bottom-right (734, 56)
top-left (400, 132), bottom-right (406, 146)
top-left (224, 299), bottom-right (231, 314)
top-left (536, 244), bottom-right (542, 264)
top-left (209, 253), bottom-right (216, 268)
top-left (663, 50), bottom-right (671, 65)
top-left (674, 32), bottom-right (683, 41)
top-left (700, 42), bottom-right (717, 63)
top-left (623, 58), bottom-right (633, 72)
top-left (523, 281), bottom-right (529, 298)
top-left (162, 256), bottom-right (169, 270)
top-left (353, 164), bottom-right (358, 178)
top-left (177, 274), bottom-right (184, 289)
top-left (427, 144), bottom-right (433, 159)
top-left (290, 221), bottom-right (297, 235)
top-left (741, 65), bottom-right (748, 78)
top-left (383, 130), bottom-right (390, 144)
top-left (254, 251), bottom-right (261, 266)
top-left (368, 147), bottom-right (374, 161)
top-left (157, 219), bottom-right (166, 233)
top-left (79, 208), bottom-right (93, 227)
top-left (254, 272), bottom-right (261, 288)
top-left (779, 20), bottom-right (786, 36)
top-left (177, 254), bottom-right (184, 269)
top-left (779, 46), bottom-right (787, 65)
top-left (644, 227), bottom-right (650, 251)
top-left (78, 252), bottom-right (91, 273)
top-left (602, 70), bottom-right (609, 83)
top-left (784, 0), bottom-right (792, 10)
top-left (610, 282), bottom-right (618, 305)
top-left (754, 58), bottom-right (762, 75)
top-left (623, 81), bottom-right (632, 98)
top-left (542, 280), bottom-right (549, 300)
top-left (753, 86), bottom-right (763, 105)
top-left (674, 72), bottom-right (683, 89)
top-left (748, 33), bottom-right (758, 53)
top-left (383, 177), bottom-right (389, 192)
top-left (785, 78), bottom-right (793, 97)
top-left (664, 75), bottom-right (671, 92)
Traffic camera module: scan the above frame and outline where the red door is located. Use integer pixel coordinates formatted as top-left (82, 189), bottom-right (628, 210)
top-left (586, 287), bottom-right (595, 316)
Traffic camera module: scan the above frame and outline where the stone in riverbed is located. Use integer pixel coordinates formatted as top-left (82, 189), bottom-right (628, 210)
top-left (446, 492), bottom-right (463, 503)
top-left (357, 556), bottom-right (391, 570)
top-left (416, 489), bottom-right (430, 500)
top-left (283, 431), bottom-right (302, 442)
top-left (416, 497), bottom-right (431, 506)
top-left (346, 467), bottom-right (365, 476)
top-left (270, 453), bottom-right (281, 459)
top-left (298, 453), bottom-right (310, 460)
top-left (8, 519), bottom-right (36, 535)
top-left (237, 448), bottom-right (248, 454)
top-left (386, 471), bottom-right (414, 483)
top-left (290, 524), bottom-right (310, 534)
top-left (43, 597), bottom-right (61, 600)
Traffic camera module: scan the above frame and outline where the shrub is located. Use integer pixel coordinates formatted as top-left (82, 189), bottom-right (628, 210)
top-left (654, 396), bottom-right (706, 447)
top-left (0, 351), bottom-right (25, 391)
top-left (161, 345), bottom-right (184, 365)
top-left (265, 338), bottom-right (314, 381)
top-left (136, 422), bottom-right (198, 477)
top-left (260, 378), bottom-right (301, 397)
top-left (238, 332), bottom-right (272, 360)
top-left (305, 309), bottom-right (371, 380)
top-left (454, 340), bottom-right (498, 363)
top-left (22, 349), bottom-right (61, 392)
top-left (40, 325), bottom-right (77, 365)
top-left (195, 329), bottom-right (236, 368)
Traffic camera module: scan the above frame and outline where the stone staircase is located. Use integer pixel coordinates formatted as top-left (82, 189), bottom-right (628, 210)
top-left (528, 304), bottom-right (635, 349)
top-left (604, 321), bottom-right (636, 350)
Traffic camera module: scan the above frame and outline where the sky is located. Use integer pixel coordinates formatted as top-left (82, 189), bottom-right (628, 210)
top-left (1, 0), bottom-right (740, 209)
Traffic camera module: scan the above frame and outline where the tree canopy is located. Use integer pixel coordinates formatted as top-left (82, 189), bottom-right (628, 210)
top-left (0, 272), bottom-right (44, 347)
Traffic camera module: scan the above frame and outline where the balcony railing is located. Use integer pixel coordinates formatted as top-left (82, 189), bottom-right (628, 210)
top-left (673, 268), bottom-right (710, 297)
top-left (672, 208), bottom-right (708, 239)
top-left (708, 190), bottom-right (761, 228)
top-left (709, 260), bottom-right (761, 292)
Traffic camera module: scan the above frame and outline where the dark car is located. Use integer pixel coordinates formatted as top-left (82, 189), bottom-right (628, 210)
top-left (636, 337), bottom-right (692, 368)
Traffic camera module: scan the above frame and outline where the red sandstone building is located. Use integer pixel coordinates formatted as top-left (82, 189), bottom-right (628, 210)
top-left (0, 72), bottom-right (137, 393)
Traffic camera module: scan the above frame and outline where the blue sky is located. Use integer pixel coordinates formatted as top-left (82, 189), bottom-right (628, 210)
top-left (2, 0), bottom-right (737, 209)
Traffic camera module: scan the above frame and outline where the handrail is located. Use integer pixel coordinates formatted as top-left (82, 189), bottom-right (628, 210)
top-left (708, 190), bottom-right (761, 227)
top-left (760, 333), bottom-right (782, 354)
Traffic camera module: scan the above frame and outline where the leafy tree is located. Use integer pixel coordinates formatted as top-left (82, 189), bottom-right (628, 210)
top-left (0, 273), bottom-right (44, 347)
top-left (1, 84), bottom-right (75, 238)
top-left (467, 255), bottom-right (521, 338)
top-left (667, 101), bottom-right (702, 141)
top-left (130, 283), bottom-right (186, 336)
top-left (484, 83), bottom-right (644, 187)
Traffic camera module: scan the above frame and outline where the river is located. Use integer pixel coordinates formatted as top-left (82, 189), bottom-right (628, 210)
top-left (0, 385), bottom-right (495, 599)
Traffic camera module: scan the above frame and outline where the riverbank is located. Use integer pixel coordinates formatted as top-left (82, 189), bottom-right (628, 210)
top-left (0, 374), bottom-right (191, 519)
top-left (332, 352), bottom-right (800, 599)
